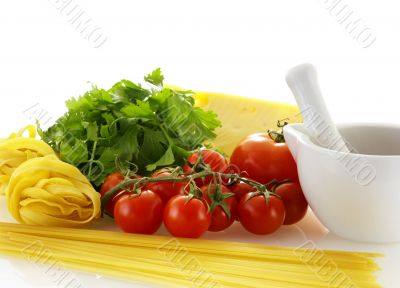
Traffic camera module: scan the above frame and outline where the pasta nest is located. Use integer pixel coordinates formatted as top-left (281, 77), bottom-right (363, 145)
top-left (6, 155), bottom-right (101, 227)
top-left (0, 125), bottom-right (55, 194)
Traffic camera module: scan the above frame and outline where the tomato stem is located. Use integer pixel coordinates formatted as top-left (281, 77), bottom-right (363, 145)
top-left (269, 178), bottom-right (292, 192)
top-left (100, 170), bottom-right (279, 214)
top-left (267, 118), bottom-right (290, 143)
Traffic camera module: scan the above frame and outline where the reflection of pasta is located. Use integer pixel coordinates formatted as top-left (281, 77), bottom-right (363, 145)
top-left (0, 125), bottom-right (55, 194)
top-left (6, 155), bottom-right (100, 227)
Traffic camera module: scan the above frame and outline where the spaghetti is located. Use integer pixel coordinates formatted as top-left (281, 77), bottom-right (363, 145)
top-left (0, 222), bottom-right (382, 288)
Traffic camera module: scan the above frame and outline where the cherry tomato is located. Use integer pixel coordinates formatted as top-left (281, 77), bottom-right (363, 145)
top-left (164, 195), bottom-right (211, 238)
top-left (229, 180), bottom-right (256, 202)
top-left (183, 149), bottom-right (229, 186)
top-left (230, 133), bottom-right (299, 184)
top-left (145, 169), bottom-right (187, 203)
top-left (200, 184), bottom-right (237, 232)
top-left (100, 172), bottom-right (127, 216)
top-left (274, 182), bottom-right (308, 225)
top-left (114, 190), bottom-right (164, 234)
top-left (100, 172), bottom-right (143, 216)
top-left (238, 194), bottom-right (285, 235)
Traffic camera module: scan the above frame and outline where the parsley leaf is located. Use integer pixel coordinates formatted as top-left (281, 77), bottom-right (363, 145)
top-left (144, 68), bottom-right (164, 86)
top-left (38, 69), bottom-right (220, 187)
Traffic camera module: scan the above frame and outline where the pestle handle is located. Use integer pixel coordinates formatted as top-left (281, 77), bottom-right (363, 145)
top-left (286, 64), bottom-right (350, 153)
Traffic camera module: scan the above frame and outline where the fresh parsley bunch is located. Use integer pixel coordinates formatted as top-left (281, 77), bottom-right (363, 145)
top-left (39, 69), bottom-right (220, 186)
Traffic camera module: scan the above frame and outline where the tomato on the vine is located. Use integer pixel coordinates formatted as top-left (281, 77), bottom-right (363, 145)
top-left (200, 184), bottom-right (237, 232)
top-left (230, 133), bottom-right (299, 184)
top-left (274, 182), bottom-right (308, 225)
top-left (114, 190), bottom-right (164, 234)
top-left (163, 195), bottom-right (211, 238)
top-left (238, 193), bottom-right (285, 235)
top-left (100, 172), bottom-right (143, 217)
top-left (145, 169), bottom-right (187, 203)
top-left (229, 180), bottom-right (256, 202)
top-left (183, 149), bottom-right (229, 186)
top-left (100, 172), bottom-right (128, 216)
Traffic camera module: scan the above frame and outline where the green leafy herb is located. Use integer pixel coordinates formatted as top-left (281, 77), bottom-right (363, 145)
top-left (38, 69), bottom-right (221, 187)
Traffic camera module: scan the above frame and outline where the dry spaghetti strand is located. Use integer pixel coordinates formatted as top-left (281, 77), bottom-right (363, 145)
top-left (0, 222), bottom-right (382, 288)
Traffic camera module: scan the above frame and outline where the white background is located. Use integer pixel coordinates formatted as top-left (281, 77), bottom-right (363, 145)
top-left (1, 1), bottom-right (400, 287)
top-left (1, 1), bottom-right (400, 129)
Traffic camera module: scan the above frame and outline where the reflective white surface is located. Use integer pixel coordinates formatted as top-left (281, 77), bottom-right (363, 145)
top-left (1, 196), bottom-right (399, 288)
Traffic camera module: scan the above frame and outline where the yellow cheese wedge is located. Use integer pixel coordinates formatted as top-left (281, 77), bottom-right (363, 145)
top-left (194, 91), bottom-right (300, 155)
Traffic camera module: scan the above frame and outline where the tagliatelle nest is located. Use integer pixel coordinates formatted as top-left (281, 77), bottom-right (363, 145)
top-left (0, 125), bottom-right (55, 194)
top-left (6, 155), bottom-right (101, 227)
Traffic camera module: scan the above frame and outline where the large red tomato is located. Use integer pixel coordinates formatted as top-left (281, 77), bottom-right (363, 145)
top-left (230, 133), bottom-right (299, 184)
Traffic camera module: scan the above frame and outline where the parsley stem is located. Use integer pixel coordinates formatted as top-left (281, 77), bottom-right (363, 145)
top-left (160, 124), bottom-right (173, 145)
top-left (88, 140), bottom-right (97, 180)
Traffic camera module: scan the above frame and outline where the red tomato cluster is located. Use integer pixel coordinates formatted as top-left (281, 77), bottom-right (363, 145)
top-left (100, 133), bottom-right (309, 239)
